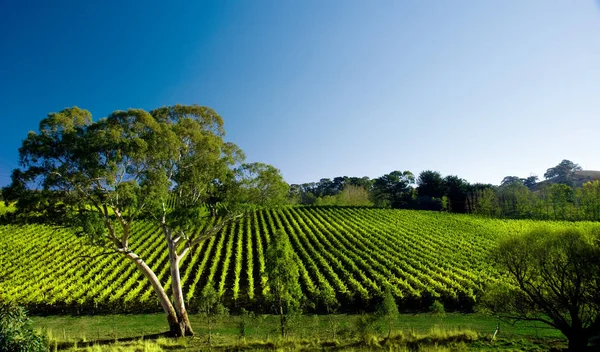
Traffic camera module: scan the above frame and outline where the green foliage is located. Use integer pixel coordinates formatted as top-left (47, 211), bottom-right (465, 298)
top-left (487, 226), bottom-right (600, 350)
top-left (497, 182), bottom-right (537, 218)
top-left (197, 284), bottom-right (228, 345)
top-left (578, 180), bottom-right (600, 220)
top-left (313, 185), bottom-right (373, 206)
top-left (74, 211), bottom-right (108, 246)
top-left (544, 159), bottom-right (582, 185)
top-left (371, 170), bottom-right (415, 208)
top-left (464, 160), bottom-right (597, 221)
top-left (523, 175), bottom-right (538, 188)
top-left (337, 184), bottom-right (373, 206)
top-left (467, 180), bottom-right (600, 221)
top-left (0, 303), bottom-right (46, 352)
top-left (4, 104), bottom-right (291, 337)
top-left (429, 300), bottom-right (446, 317)
top-left (500, 176), bottom-right (523, 186)
top-left (198, 285), bottom-right (228, 318)
top-left (3, 207), bottom-right (600, 316)
top-left (236, 308), bottom-right (255, 341)
top-left (547, 183), bottom-right (575, 219)
top-left (265, 230), bottom-right (303, 337)
top-left (417, 170), bottom-right (445, 199)
top-left (376, 288), bottom-right (399, 318)
top-left (468, 187), bottom-right (498, 217)
top-left (234, 163), bottom-right (289, 206)
top-left (353, 314), bottom-right (379, 343)
top-left (478, 282), bottom-right (525, 315)
top-left (444, 175), bottom-right (469, 213)
top-left (5, 104), bottom-right (250, 234)
top-left (315, 285), bottom-right (339, 314)
top-left (376, 287), bottom-right (399, 338)
top-left (289, 176), bottom-right (373, 206)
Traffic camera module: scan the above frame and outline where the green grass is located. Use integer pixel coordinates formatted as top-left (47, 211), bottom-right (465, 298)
top-left (32, 312), bottom-right (566, 351)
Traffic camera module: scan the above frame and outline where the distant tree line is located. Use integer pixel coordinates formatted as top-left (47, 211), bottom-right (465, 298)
top-left (288, 170), bottom-right (474, 213)
top-left (467, 160), bottom-right (600, 221)
top-left (289, 160), bottom-right (600, 220)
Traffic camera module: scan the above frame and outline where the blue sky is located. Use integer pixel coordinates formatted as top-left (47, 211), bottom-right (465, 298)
top-left (1, 1), bottom-right (600, 186)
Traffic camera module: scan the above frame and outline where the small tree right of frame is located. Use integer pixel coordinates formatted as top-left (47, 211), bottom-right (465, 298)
top-left (265, 230), bottom-right (303, 338)
top-left (484, 226), bottom-right (600, 351)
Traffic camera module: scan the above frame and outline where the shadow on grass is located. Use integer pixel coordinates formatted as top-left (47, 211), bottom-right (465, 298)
top-left (53, 332), bottom-right (170, 350)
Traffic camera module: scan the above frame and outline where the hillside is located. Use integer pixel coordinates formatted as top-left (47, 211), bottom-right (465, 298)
top-left (535, 170), bottom-right (600, 189)
top-left (0, 207), bottom-right (596, 315)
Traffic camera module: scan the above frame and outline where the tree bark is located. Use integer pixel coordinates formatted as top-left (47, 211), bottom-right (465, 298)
top-left (169, 246), bottom-right (194, 336)
top-left (123, 251), bottom-right (184, 336)
top-left (279, 296), bottom-right (285, 338)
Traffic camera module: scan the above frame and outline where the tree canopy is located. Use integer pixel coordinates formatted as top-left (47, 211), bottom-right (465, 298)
top-left (371, 170), bottom-right (414, 208)
top-left (4, 105), bottom-right (286, 337)
top-left (265, 230), bottom-right (302, 337)
top-left (443, 175), bottom-right (469, 213)
top-left (485, 227), bottom-right (600, 350)
top-left (544, 159), bottom-right (582, 185)
top-left (417, 170), bottom-right (445, 199)
top-left (234, 162), bottom-right (289, 207)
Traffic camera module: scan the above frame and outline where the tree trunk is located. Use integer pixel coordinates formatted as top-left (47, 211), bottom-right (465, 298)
top-left (124, 251), bottom-right (183, 337)
top-left (568, 337), bottom-right (589, 351)
top-left (167, 312), bottom-right (184, 337)
top-left (566, 329), bottom-right (589, 351)
top-left (169, 248), bottom-right (194, 336)
top-left (279, 298), bottom-right (285, 338)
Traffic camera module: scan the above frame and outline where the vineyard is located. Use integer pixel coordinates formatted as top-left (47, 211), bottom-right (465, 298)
top-left (0, 207), bottom-right (596, 315)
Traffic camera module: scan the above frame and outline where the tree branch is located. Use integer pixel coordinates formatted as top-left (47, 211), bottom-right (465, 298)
top-left (178, 211), bottom-right (245, 262)
top-left (500, 313), bottom-right (555, 328)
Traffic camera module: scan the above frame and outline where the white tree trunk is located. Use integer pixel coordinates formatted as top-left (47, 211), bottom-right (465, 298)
top-left (123, 251), bottom-right (184, 336)
top-left (168, 245), bottom-right (194, 336)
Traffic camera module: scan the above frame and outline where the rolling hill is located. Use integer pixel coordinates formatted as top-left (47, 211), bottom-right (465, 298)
top-left (534, 170), bottom-right (600, 189)
top-left (0, 207), bottom-right (596, 314)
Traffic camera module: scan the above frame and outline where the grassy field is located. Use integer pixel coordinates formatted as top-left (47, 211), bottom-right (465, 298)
top-left (32, 312), bottom-right (566, 351)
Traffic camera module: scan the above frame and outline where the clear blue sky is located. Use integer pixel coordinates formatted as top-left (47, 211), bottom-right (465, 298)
top-left (1, 1), bottom-right (600, 187)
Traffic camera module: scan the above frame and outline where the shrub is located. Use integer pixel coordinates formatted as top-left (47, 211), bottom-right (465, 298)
top-left (197, 285), bottom-right (228, 346)
top-left (0, 303), bottom-right (47, 352)
top-left (353, 314), bottom-right (378, 343)
top-left (429, 300), bottom-right (446, 317)
top-left (237, 308), bottom-right (255, 341)
top-left (376, 288), bottom-right (399, 338)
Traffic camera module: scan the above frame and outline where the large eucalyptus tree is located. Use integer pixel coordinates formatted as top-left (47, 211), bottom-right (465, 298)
top-left (4, 105), bottom-right (285, 337)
